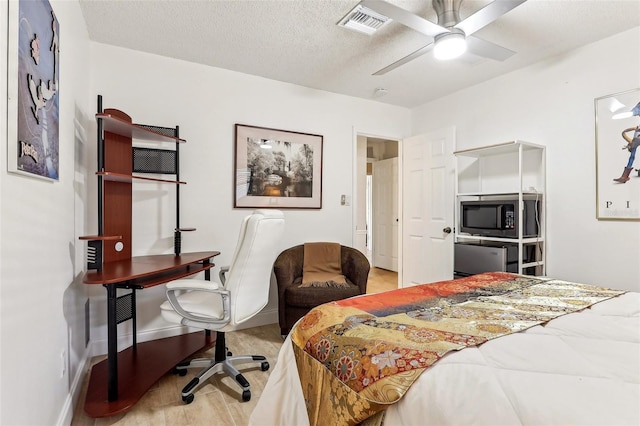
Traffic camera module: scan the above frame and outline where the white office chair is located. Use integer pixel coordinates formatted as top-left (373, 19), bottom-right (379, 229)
top-left (160, 209), bottom-right (284, 403)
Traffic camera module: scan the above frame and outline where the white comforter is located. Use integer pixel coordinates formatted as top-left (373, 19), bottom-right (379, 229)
top-left (249, 292), bottom-right (640, 426)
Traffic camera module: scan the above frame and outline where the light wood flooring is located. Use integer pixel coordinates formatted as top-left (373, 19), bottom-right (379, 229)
top-left (365, 266), bottom-right (398, 294)
top-left (71, 268), bottom-right (397, 426)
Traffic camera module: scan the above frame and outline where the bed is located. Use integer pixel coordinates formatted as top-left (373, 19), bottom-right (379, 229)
top-left (249, 272), bottom-right (640, 425)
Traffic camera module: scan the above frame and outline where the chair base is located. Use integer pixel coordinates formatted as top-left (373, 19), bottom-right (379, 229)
top-left (174, 331), bottom-right (270, 403)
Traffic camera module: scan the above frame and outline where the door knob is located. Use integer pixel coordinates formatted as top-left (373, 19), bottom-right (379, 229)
top-left (443, 227), bottom-right (452, 234)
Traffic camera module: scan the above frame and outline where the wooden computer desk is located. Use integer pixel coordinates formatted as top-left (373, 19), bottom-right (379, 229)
top-left (82, 251), bottom-right (220, 417)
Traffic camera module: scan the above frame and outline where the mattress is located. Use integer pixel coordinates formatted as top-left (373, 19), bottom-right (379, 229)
top-left (250, 289), bottom-right (639, 425)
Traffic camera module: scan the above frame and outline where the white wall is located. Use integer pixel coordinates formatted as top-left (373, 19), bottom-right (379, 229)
top-left (0, 1), bottom-right (92, 425)
top-left (411, 27), bottom-right (640, 291)
top-left (87, 42), bottom-right (411, 354)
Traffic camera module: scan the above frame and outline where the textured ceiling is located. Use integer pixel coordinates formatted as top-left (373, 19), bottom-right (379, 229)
top-left (78, 0), bottom-right (640, 108)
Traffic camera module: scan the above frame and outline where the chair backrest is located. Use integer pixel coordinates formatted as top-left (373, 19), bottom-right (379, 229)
top-left (225, 209), bottom-right (285, 325)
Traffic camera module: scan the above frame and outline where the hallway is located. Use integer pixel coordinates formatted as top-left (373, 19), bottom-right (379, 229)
top-left (366, 267), bottom-right (398, 294)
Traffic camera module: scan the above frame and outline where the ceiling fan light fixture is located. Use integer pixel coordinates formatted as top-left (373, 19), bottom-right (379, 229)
top-left (433, 31), bottom-right (467, 60)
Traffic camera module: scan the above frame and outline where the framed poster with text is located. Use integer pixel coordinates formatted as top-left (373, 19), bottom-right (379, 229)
top-left (595, 88), bottom-right (640, 220)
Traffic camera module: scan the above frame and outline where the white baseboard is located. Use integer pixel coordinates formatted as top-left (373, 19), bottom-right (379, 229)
top-left (90, 307), bottom-right (279, 357)
top-left (56, 349), bottom-right (92, 426)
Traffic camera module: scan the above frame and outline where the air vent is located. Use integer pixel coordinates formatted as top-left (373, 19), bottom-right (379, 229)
top-left (338, 4), bottom-right (391, 35)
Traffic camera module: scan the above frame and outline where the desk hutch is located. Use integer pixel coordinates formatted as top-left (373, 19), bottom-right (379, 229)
top-left (80, 95), bottom-right (219, 417)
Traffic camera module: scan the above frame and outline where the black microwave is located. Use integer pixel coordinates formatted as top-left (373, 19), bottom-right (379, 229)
top-left (460, 199), bottom-right (539, 238)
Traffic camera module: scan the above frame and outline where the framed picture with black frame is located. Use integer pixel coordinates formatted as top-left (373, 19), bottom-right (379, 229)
top-left (234, 124), bottom-right (323, 209)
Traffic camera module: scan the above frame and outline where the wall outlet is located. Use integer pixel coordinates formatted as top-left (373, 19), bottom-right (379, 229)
top-left (60, 350), bottom-right (66, 378)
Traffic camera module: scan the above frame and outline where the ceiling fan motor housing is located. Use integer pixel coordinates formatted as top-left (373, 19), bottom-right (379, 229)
top-left (433, 0), bottom-right (463, 28)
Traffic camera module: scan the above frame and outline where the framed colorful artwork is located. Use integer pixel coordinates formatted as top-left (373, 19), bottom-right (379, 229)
top-left (7, 0), bottom-right (60, 181)
top-left (234, 124), bottom-right (323, 209)
top-left (594, 88), bottom-right (640, 220)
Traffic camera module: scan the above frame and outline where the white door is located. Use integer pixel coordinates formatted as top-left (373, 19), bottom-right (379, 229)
top-left (372, 158), bottom-right (398, 271)
top-left (401, 128), bottom-right (455, 287)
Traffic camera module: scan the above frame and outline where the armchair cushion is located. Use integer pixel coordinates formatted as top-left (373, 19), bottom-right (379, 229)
top-left (285, 277), bottom-right (362, 308)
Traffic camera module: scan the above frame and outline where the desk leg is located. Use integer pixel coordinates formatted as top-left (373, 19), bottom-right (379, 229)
top-left (204, 259), bottom-right (211, 281)
top-left (106, 284), bottom-right (118, 401)
top-left (131, 289), bottom-right (137, 349)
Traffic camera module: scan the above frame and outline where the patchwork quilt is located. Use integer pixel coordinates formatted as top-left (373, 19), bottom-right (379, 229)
top-left (290, 272), bottom-right (625, 425)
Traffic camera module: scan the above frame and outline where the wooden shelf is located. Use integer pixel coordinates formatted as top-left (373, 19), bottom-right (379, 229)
top-left (126, 263), bottom-right (214, 289)
top-left (97, 171), bottom-right (186, 184)
top-left (79, 235), bottom-right (122, 241)
top-left (97, 112), bottom-right (186, 144)
top-left (176, 227), bottom-right (196, 232)
top-left (86, 98), bottom-right (208, 417)
top-left (84, 331), bottom-right (215, 418)
top-left (83, 251), bottom-right (220, 285)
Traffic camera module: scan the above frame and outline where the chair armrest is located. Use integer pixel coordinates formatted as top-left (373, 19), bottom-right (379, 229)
top-left (274, 246), bottom-right (304, 290)
top-left (219, 266), bottom-right (230, 285)
top-left (166, 280), bottom-right (231, 325)
top-left (341, 247), bottom-right (370, 294)
top-left (166, 279), bottom-right (221, 291)
top-left (273, 246), bottom-right (304, 329)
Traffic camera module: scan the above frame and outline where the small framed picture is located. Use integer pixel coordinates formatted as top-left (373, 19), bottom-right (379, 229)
top-left (234, 124), bottom-right (323, 209)
top-left (7, 0), bottom-right (60, 181)
top-left (595, 88), bottom-right (640, 220)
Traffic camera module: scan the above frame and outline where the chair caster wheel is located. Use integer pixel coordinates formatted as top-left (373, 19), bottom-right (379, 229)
top-left (242, 390), bottom-right (251, 402)
top-left (173, 367), bottom-right (188, 376)
top-left (182, 394), bottom-right (195, 404)
top-left (261, 361), bottom-right (270, 371)
top-left (227, 351), bottom-right (232, 356)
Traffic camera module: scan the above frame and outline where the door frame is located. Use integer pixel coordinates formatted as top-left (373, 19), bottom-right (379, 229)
top-left (352, 128), bottom-right (404, 286)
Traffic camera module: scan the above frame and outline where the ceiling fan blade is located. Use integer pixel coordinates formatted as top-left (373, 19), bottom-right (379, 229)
top-left (454, 0), bottom-right (527, 36)
top-left (360, 0), bottom-right (448, 37)
top-left (466, 36), bottom-right (516, 61)
top-left (373, 42), bottom-right (435, 75)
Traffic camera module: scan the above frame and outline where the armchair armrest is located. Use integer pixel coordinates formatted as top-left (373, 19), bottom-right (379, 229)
top-left (273, 246), bottom-right (304, 289)
top-left (341, 246), bottom-right (370, 293)
top-left (166, 280), bottom-right (231, 325)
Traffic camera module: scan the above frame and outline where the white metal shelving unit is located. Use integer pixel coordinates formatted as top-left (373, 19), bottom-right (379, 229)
top-left (454, 140), bottom-right (546, 275)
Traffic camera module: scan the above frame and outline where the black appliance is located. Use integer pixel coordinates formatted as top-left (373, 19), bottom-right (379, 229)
top-left (454, 242), bottom-right (538, 278)
top-left (460, 199), bottom-right (540, 238)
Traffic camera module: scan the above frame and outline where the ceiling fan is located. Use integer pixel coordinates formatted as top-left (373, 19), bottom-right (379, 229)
top-left (357, 0), bottom-right (527, 75)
